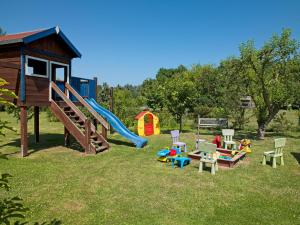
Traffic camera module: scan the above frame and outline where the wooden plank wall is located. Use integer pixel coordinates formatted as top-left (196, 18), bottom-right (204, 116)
top-left (24, 76), bottom-right (50, 106)
top-left (27, 34), bottom-right (74, 62)
top-left (0, 49), bottom-right (50, 106)
top-left (0, 34), bottom-right (74, 107)
top-left (0, 49), bottom-right (20, 99)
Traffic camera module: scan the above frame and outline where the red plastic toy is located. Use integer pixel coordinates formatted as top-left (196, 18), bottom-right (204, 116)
top-left (212, 135), bottom-right (222, 148)
top-left (169, 149), bottom-right (177, 156)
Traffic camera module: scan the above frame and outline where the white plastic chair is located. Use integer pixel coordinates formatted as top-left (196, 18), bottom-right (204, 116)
top-left (171, 130), bottom-right (187, 152)
top-left (222, 129), bottom-right (237, 150)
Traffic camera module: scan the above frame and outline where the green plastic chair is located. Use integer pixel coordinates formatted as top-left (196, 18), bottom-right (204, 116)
top-left (262, 138), bottom-right (286, 168)
top-left (198, 142), bottom-right (218, 175)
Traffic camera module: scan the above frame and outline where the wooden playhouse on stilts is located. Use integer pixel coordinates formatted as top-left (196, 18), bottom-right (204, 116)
top-left (0, 26), bottom-right (109, 156)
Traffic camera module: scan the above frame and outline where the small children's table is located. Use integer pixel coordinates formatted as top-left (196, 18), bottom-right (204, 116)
top-left (168, 156), bottom-right (191, 169)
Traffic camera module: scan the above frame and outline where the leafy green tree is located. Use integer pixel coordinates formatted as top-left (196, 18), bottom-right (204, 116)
top-left (189, 65), bottom-right (223, 117)
top-left (141, 79), bottom-right (164, 111)
top-left (239, 29), bottom-right (300, 139)
top-left (113, 87), bottom-right (144, 127)
top-left (164, 74), bottom-right (197, 131)
top-left (156, 65), bottom-right (187, 82)
top-left (0, 78), bottom-right (17, 136)
top-left (0, 27), bottom-right (5, 36)
top-left (97, 82), bottom-right (111, 109)
top-left (0, 78), bottom-right (61, 224)
top-left (218, 58), bottom-right (254, 129)
top-left (0, 172), bottom-right (61, 225)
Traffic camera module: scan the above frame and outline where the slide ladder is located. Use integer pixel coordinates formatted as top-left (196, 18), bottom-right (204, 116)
top-left (50, 82), bottom-right (109, 154)
top-left (86, 98), bottom-right (148, 148)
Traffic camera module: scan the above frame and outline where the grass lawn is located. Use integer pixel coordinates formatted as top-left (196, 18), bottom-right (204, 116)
top-left (0, 111), bottom-right (299, 225)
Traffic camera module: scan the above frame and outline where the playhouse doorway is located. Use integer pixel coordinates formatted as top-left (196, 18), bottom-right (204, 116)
top-left (50, 62), bottom-right (69, 100)
top-left (144, 114), bottom-right (154, 136)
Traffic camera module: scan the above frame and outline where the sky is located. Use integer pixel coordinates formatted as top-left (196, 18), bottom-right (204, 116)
top-left (1, 0), bottom-right (300, 86)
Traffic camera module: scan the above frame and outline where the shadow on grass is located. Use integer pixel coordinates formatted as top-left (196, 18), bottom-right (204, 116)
top-left (291, 152), bottom-right (300, 164)
top-left (264, 132), bottom-right (300, 139)
top-left (160, 129), bottom-right (191, 134)
top-left (0, 133), bottom-right (84, 156)
top-left (108, 137), bottom-right (135, 147)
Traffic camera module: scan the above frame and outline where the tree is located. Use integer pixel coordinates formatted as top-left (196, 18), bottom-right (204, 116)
top-left (164, 74), bottom-right (196, 131)
top-left (0, 27), bottom-right (5, 36)
top-left (218, 58), bottom-right (253, 129)
top-left (0, 78), bottom-right (17, 136)
top-left (0, 172), bottom-right (61, 225)
top-left (239, 29), bottom-right (300, 139)
top-left (141, 79), bottom-right (165, 111)
top-left (97, 82), bottom-right (111, 109)
top-left (156, 65), bottom-right (187, 81)
top-left (0, 78), bottom-right (60, 224)
top-left (189, 64), bottom-right (224, 117)
top-left (113, 87), bottom-right (144, 127)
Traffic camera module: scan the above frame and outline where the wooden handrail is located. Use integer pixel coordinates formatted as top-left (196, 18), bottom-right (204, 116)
top-left (51, 81), bottom-right (98, 133)
top-left (50, 101), bottom-right (86, 148)
top-left (65, 83), bottom-right (109, 129)
top-left (51, 81), bottom-right (87, 121)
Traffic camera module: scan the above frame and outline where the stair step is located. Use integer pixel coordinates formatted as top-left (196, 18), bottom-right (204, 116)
top-left (64, 107), bottom-right (71, 111)
top-left (96, 146), bottom-right (108, 152)
top-left (92, 140), bottom-right (103, 144)
top-left (70, 115), bottom-right (79, 118)
top-left (65, 110), bottom-right (75, 114)
top-left (70, 117), bottom-right (81, 123)
top-left (75, 120), bottom-right (84, 125)
top-left (91, 135), bottom-right (98, 139)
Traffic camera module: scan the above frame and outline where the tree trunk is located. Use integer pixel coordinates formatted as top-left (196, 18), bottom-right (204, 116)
top-left (240, 109), bottom-right (245, 130)
top-left (257, 122), bottom-right (266, 140)
top-left (179, 115), bottom-right (182, 132)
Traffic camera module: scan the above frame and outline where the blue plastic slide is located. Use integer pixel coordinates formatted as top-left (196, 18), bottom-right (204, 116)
top-left (85, 98), bottom-right (147, 148)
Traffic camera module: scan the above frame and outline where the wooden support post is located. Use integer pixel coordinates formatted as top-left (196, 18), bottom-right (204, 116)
top-left (109, 87), bottom-right (114, 134)
top-left (34, 106), bottom-right (39, 143)
top-left (93, 76), bottom-right (98, 98)
top-left (93, 77), bottom-right (98, 130)
top-left (85, 119), bottom-right (92, 154)
top-left (20, 106), bottom-right (28, 157)
top-left (102, 124), bottom-right (107, 140)
top-left (64, 128), bottom-right (70, 147)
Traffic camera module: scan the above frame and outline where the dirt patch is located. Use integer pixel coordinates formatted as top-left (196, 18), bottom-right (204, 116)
top-left (63, 200), bottom-right (85, 212)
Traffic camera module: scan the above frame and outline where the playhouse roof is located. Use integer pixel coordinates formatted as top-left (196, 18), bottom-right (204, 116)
top-left (0, 26), bottom-right (81, 58)
top-left (135, 111), bottom-right (153, 120)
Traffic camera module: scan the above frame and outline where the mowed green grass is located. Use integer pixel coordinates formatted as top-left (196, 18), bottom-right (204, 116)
top-left (0, 112), bottom-right (299, 225)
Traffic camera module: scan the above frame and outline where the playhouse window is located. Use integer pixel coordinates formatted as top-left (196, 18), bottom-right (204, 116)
top-left (25, 56), bottom-right (48, 78)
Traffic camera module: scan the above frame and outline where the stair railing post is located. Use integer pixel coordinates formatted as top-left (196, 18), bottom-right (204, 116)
top-left (85, 119), bottom-right (92, 154)
top-left (102, 125), bottom-right (107, 140)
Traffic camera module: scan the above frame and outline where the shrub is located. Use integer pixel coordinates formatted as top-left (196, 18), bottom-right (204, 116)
top-left (271, 111), bottom-right (294, 133)
top-left (45, 108), bottom-right (59, 122)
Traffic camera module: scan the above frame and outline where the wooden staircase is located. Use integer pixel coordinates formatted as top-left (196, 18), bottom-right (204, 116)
top-left (50, 81), bottom-right (109, 154)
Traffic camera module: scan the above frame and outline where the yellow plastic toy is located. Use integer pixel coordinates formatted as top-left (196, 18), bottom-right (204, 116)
top-left (135, 110), bottom-right (160, 136)
top-left (239, 139), bottom-right (252, 153)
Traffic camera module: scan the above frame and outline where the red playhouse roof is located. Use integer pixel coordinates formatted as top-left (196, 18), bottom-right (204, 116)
top-left (0, 30), bottom-right (43, 42)
top-left (0, 26), bottom-right (81, 58)
top-left (135, 111), bottom-right (151, 120)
